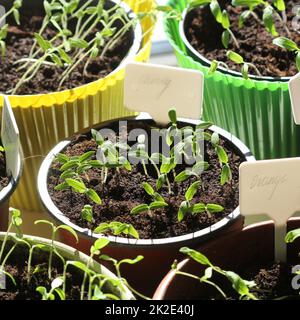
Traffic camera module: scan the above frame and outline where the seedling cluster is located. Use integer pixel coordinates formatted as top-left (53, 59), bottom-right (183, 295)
top-left (188, 0), bottom-right (300, 78)
top-left (1, 0), bottom-right (180, 94)
top-left (0, 209), bottom-right (144, 300)
top-left (174, 227), bottom-right (300, 300)
top-left (55, 109), bottom-right (232, 239)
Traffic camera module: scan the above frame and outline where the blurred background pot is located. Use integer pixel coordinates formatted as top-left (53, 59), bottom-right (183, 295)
top-left (164, 0), bottom-right (297, 161)
top-left (153, 218), bottom-right (300, 300)
top-left (38, 115), bottom-right (255, 296)
top-left (0, 0), bottom-right (155, 214)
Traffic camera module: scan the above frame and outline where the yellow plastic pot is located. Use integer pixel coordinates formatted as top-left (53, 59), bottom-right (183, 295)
top-left (0, 0), bottom-right (155, 212)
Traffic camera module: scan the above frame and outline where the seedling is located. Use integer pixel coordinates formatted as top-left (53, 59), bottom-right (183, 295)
top-left (178, 181), bottom-right (224, 222)
top-left (130, 201), bottom-right (169, 218)
top-left (34, 220), bottom-right (78, 279)
top-left (226, 50), bottom-right (262, 79)
top-left (176, 247), bottom-right (258, 300)
top-left (272, 37), bottom-right (300, 71)
top-left (94, 221), bottom-right (139, 239)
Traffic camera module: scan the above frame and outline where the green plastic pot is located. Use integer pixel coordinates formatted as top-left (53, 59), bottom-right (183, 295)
top-left (164, 0), bottom-right (299, 160)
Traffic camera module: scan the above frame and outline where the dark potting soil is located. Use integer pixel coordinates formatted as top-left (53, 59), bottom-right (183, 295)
top-left (0, 241), bottom-right (110, 300)
top-left (185, 0), bottom-right (300, 77)
top-left (0, 150), bottom-right (9, 190)
top-left (0, 10), bottom-right (134, 95)
top-left (47, 121), bottom-right (244, 240)
top-left (202, 262), bottom-right (298, 300)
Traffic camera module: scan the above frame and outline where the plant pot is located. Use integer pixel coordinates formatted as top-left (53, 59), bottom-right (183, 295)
top-left (0, 150), bottom-right (23, 232)
top-left (153, 218), bottom-right (300, 300)
top-left (0, 232), bottom-right (134, 300)
top-left (164, 0), bottom-right (298, 161)
top-left (0, 0), bottom-right (155, 212)
top-left (38, 114), bottom-right (255, 296)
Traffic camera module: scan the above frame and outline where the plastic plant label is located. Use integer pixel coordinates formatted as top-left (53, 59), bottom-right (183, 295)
top-left (124, 62), bottom-right (204, 125)
top-left (1, 96), bottom-right (20, 180)
top-left (289, 73), bottom-right (300, 125)
top-left (240, 158), bottom-right (300, 262)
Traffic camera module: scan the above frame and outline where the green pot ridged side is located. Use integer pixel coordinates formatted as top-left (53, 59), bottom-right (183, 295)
top-left (164, 0), bottom-right (300, 160)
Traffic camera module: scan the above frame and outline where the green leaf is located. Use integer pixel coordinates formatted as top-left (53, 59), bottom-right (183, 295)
top-left (225, 271), bottom-right (253, 297)
top-left (222, 30), bottom-right (230, 49)
top-left (191, 203), bottom-right (206, 213)
top-left (241, 63), bottom-right (249, 80)
top-left (168, 108), bottom-right (177, 124)
top-left (56, 225), bottom-right (79, 243)
top-left (180, 247), bottom-right (212, 266)
top-left (86, 189), bottom-right (102, 205)
top-left (211, 132), bottom-right (220, 145)
top-left (60, 160), bottom-right (79, 171)
top-left (156, 174), bottom-right (167, 190)
top-left (67, 261), bottom-right (91, 275)
top-left (69, 38), bottom-right (89, 49)
top-left (185, 181), bottom-right (201, 201)
top-left (55, 182), bottom-right (69, 191)
top-left (296, 52), bottom-right (300, 72)
top-left (273, 37), bottom-right (299, 51)
top-left (221, 10), bottom-right (230, 29)
top-left (175, 170), bottom-right (193, 182)
top-left (193, 161), bottom-right (209, 174)
top-left (81, 205), bottom-right (93, 223)
top-left (210, 0), bottom-right (222, 24)
top-left (273, 0), bottom-right (285, 11)
top-left (130, 204), bottom-right (149, 215)
top-left (196, 122), bottom-right (213, 130)
top-left (226, 50), bottom-right (244, 64)
top-left (93, 238), bottom-right (110, 251)
top-left (13, 8), bottom-right (20, 25)
top-left (231, 0), bottom-right (263, 10)
top-left (56, 153), bottom-right (69, 164)
top-left (149, 201), bottom-right (168, 210)
top-left (285, 228), bottom-right (300, 243)
top-left (50, 53), bottom-right (63, 67)
top-left (79, 151), bottom-right (95, 163)
top-left (66, 179), bottom-right (86, 193)
top-left (178, 201), bottom-right (189, 222)
top-left (206, 203), bottom-right (224, 213)
top-left (94, 223), bottom-right (110, 234)
top-left (216, 145), bottom-right (228, 164)
top-left (188, 0), bottom-right (211, 10)
top-left (34, 33), bottom-right (51, 51)
top-left (209, 60), bottom-right (219, 74)
top-left (142, 182), bottom-right (155, 196)
top-left (128, 225), bottom-right (139, 239)
top-left (58, 48), bottom-right (72, 64)
top-left (221, 164), bottom-right (232, 185)
top-left (263, 6), bottom-right (278, 36)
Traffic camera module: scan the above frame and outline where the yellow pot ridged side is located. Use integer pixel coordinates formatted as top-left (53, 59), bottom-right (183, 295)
top-left (1, 0), bottom-right (156, 212)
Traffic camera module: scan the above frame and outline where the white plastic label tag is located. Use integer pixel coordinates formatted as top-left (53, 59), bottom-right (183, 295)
top-left (289, 73), bottom-right (300, 125)
top-left (124, 62), bottom-right (204, 125)
top-left (240, 158), bottom-right (300, 262)
top-left (1, 96), bottom-right (20, 180)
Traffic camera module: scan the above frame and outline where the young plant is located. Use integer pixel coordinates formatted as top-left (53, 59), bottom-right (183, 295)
top-left (226, 50), bottom-right (262, 79)
top-left (34, 220), bottom-right (78, 279)
top-left (177, 181), bottom-right (224, 222)
top-left (55, 151), bottom-right (102, 205)
top-left (272, 37), bottom-right (300, 71)
top-left (94, 221), bottom-right (140, 240)
top-left (36, 277), bottom-right (65, 301)
top-left (130, 200), bottom-right (169, 219)
top-left (176, 247), bottom-right (258, 300)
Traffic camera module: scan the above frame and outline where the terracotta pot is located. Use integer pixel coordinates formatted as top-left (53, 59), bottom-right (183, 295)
top-left (0, 232), bottom-right (134, 300)
top-left (38, 114), bottom-right (255, 296)
top-left (153, 219), bottom-right (300, 300)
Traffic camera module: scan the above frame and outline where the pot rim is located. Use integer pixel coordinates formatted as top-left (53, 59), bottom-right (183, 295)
top-left (179, 7), bottom-right (291, 83)
top-left (37, 114), bottom-right (255, 247)
top-left (0, 148), bottom-right (23, 204)
top-left (0, 232), bottom-right (134, 299)
top-left (3, 0), bottom-right (143, 98)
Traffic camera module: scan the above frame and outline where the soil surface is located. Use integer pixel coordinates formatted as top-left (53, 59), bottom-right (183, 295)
top-left (0, 241), bottom-right (112, 300)
top-left (185, 0), bottom-right (300, 77)
top-left (0, 8), bottom-right (134, 95)
top-left (47, 120), bottom-right (245, 240)
top-left (0, 149), bottom-right (9, 190)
